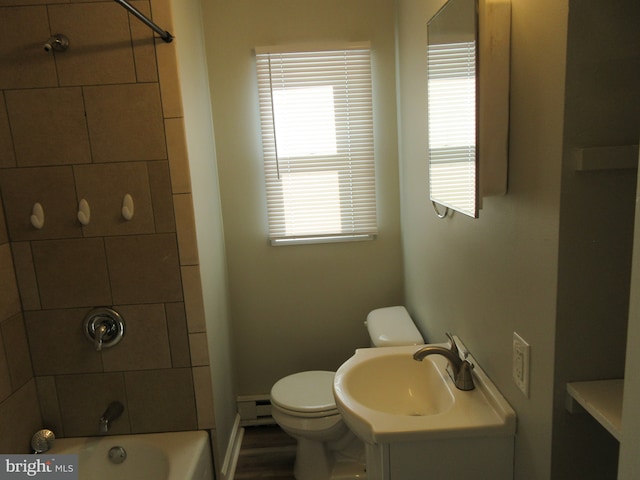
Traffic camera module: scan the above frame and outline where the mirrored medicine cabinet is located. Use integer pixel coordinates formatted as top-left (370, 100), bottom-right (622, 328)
top-left (427, 0), bottom-right (511, 218)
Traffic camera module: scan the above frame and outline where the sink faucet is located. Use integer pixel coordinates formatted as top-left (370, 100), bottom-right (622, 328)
top-left (99, 401), bottom-right (124, 433)
top-left (413, 332), bottom-right (475, 391)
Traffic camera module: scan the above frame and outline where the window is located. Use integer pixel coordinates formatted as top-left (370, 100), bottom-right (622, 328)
top-left (255, 44), bottom-right (377, 245)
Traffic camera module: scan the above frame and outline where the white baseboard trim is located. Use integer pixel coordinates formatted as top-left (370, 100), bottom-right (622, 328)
top-left (220, 413), bottom-right (244, 480)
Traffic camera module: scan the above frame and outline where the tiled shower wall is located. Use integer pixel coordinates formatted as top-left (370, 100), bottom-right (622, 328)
top-left (0, 195), bottom-right (41, 453)
top-left (0, 0), bottom-right (214, 452)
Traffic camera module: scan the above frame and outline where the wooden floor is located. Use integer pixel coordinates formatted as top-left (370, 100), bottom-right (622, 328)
top-left (234, 424), bottom-right (297, 479)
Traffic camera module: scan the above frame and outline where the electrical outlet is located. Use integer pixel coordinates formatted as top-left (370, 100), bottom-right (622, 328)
top-left (513, 332), bottom-right (530, 397)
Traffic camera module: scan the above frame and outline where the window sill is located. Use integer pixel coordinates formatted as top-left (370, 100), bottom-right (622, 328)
top-left (270, 233), bottom-right (376, 246)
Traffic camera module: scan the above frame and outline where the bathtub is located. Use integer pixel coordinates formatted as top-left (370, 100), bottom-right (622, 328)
top-left (48, 430), bottom-right (213, 480)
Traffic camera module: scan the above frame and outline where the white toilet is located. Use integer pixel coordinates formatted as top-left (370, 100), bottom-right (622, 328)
top-left (270, 306), bottom-right (424, 480)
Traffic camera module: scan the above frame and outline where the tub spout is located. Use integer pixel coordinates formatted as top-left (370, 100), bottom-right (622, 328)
top-left (100, 401), bottom-right (124, 433)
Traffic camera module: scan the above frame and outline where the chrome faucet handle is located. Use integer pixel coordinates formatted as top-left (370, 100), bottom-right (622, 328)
top-left (84, 308), bottom-right (126, 351)
top-left (94, 322), bottom-right (108, 351)
top-left (445, 332), bottom-right (459, 357)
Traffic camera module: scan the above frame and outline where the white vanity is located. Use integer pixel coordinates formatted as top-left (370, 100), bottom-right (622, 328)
top-left (333, 341), bottom-right (516, 479)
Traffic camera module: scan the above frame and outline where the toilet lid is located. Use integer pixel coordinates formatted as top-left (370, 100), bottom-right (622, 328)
top-left (271, 371), bottom-right (337, 414)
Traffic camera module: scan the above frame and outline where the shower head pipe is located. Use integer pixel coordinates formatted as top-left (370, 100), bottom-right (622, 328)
top-left (113, 0), bottom-right (174, 43)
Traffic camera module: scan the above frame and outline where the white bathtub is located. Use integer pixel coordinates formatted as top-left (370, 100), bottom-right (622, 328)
top-left (48, 430), bottom-right (213, 480)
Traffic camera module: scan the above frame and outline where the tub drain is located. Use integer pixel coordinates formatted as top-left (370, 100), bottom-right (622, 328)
top-left (108, 446), bottom-right (127, 464)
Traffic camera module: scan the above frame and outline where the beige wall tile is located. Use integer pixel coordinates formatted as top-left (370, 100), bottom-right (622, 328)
top-left (32, 238), bottom-right (112, 309)
top-left (150, 0), bottom-right (174, 33)
top-left (48, 3), bottom-right (137, 86)
top-left (1, 313), bottom-right (33, 391)
top-left (106, 233), bottom-right (183, 304)
top-left (0, 202), bottom-right (8, 245)
top-left (5, 88), bottom-right (91, 167)
top-left (56, 373), bottom-right (130, 437)
top-left (174, 194), bottom-right (199, 265)
top-left (35, 376), bottom-right (64, 437)
top-left (165, 302), bottom-right (191, 368)
top-left (0, 243), bottom-right (21, 321)
top-left (156, 41), bottom-right (183, 118)
top-left (131, 0), bottom-right (159, 83)
top-left (0, 93), bottom-right (15, 168)
top-left (192, 366), bottom-right (215, 429)
top-left (25, 308), bottom-right (103, 376)
top-left (102, 304), bottom-right (172, 372)
top-left (10, 242), bottom-right (41, 311)
top-left (0, 330), bottom-right (12, 403)
top-left (181, 265), bottom-right (206, 333)
top-left (188, 332), bottom-right (209, 366)
top-left (165, 118), bottom-right (191, 193)
top-left (84, 84), bottom-right (167, 163)
top-left (0, 167), bottom-right (81, 241)
top-left (74, 162), bottom-right (155, 237)
top-left (3, 0), bottom-right (67, 5)
top-left (124, 368), bottom-right (197, 433)
top-left (0, 381), bottom-right (42, 454)
top-left (148, 161), bottom-right (176, 233)
top-left (0, 6), bottom-right (57, 90)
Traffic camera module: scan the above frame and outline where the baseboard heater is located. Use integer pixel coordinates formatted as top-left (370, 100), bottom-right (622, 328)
top-left (237, 395), bottom-right (275, 426)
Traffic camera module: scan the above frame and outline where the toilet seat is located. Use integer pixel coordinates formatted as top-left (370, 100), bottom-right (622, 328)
top-left (271, 371), bottom-right (338, 417)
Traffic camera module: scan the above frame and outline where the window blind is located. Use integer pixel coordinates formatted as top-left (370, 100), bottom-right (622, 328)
top-left (255, 45), bottom-right (377, 245)
top-left (427, 41), bottom-right (477, 216)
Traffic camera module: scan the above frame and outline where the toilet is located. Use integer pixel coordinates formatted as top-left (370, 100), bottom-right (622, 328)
top-left (270, 306), bottom-right (424, 480)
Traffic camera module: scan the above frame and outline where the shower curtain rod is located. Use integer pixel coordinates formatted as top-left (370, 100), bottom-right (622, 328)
top-left (113, 0), bottom-right (174, 43)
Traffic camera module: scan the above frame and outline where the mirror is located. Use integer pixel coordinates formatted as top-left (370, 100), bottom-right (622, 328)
top-left (428, 0), bottom-right (478, 217)
top-left (427, 0), bottom-right (510, 218)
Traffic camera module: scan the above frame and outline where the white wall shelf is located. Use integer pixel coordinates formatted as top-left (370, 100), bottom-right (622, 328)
top-left (566, 379), bottom-right (624, 441)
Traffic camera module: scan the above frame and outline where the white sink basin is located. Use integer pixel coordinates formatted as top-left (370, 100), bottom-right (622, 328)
top-left (333, 342), bottom-right (516, 444)
top-left (339, 350), bottom-right (454, 416)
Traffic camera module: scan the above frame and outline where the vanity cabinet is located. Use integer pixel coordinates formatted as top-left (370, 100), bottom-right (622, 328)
top-left (365, 436), bottom-right (514, 479)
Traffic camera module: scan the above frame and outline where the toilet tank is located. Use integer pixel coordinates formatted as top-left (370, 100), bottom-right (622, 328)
top-left (365, 306), bottom-right (424, 347)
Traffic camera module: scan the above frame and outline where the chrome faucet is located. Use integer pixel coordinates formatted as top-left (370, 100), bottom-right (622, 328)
top-left (413, 332), bottom-right (475, 391)
top-left (99, 401), bottom-right (124, 433)
top-left (93, 322), bottom-right (109, 351)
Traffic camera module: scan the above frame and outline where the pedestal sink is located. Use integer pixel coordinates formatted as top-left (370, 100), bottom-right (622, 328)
top-left (338, 350), bottom-right (454, 417)
top-left (333, 340), bottom-right (516, 479)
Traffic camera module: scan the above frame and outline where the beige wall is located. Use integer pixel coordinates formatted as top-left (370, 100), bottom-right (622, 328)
top-left (202, 0), bottom-right (404, 395)
top-left (397, 0), bottom-right (566, 477)
top-left (620, 150), bottom-right (640, 479)
top-left (552, 0), bottom-right (640, 477)
top-left (0, 0), bottom-right (215, 450)
top-left (398, 0), bottom-right (640, 478)
top-left (170, 0), bottom-right (239, 470)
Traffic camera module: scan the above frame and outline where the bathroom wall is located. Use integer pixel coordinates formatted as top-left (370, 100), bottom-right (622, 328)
top-left (552, 0), bottom-right (640, 477)
top-left (0, 195), bottom-right (42, 453)
top-left (201, 0), bottom-right (404, 396)
top-left (397, 0), bottom-right (639, 479)
top-left (170, 0), bottom-right (239, 472)
top-left (619, 148), bottom-right (640, 479)
top-left (0, 0), bottom-right (218, 450)
top-left (397, 0), bottom-right (566, 478)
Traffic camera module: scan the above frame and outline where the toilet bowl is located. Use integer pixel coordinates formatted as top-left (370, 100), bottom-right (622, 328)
top-left (271, 371), bottom-right (363, 480)
top-left (270, 306), bottom-right (424, 480)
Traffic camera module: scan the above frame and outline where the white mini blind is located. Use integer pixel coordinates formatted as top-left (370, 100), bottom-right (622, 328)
top-left (427, 41), bottom-right (477, 217)
top-left (255, 45), bottom-right (377, 244)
